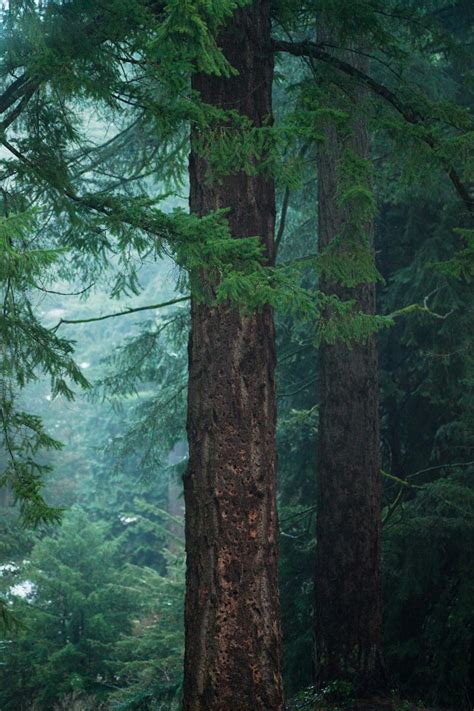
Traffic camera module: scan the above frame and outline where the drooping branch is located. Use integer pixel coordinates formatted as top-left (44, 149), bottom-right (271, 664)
top-left (381, 468), bottom-right (473, 521)
top-left (0, 82), bottom-right (38, 133)
top-left (51, 295), bottom-right (190, 331)
top-left (272, 39), bottom-right (474, 214)
top-left (273, 39), bottom-right (418, 119)
top-left (33, 282), bottom-right (96, 297)
top-left (0, 0), bottom-right (166, 132)
top-left (408, 460), bottom-right (474, 480)
top-left (1, 138), bottom-right (180, 245)
top-left (0, 73), bottom-right (34, 115)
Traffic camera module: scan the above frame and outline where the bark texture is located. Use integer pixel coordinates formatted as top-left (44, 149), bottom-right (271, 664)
top-left (314, 29), bottom-right (386, 695)
top-left (183, 3), bottom-right (283, 709)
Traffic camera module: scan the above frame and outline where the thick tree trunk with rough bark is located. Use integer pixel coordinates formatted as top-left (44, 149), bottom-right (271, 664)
top-left (314, 30), bottom-right (386, 696)
top-left (183, 3), bottom-right (284, 710)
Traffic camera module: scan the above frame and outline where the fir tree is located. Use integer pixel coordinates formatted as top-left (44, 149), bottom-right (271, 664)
top-left (183, 2), bottom-right (284, 708)
top-left (0, 507), bottom-right (138, 710)
top-left (1, 2), bottom-right (473, 708)
top-left (312, 20), bottom-right (386, 698)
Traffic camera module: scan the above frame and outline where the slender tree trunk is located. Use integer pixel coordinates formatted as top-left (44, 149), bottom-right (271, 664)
top-left (314, 28), bottom-right (386, 696)
top-left (183, 3), bottom-right (284, 709)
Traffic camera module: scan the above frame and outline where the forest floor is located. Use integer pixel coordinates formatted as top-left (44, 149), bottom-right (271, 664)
top-left (310, 696), bottom-right (446, 711)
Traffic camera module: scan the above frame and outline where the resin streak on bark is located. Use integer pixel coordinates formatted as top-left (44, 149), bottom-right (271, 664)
top-left (315, 32), bottom-right (386, 695)
top-left (183, 3), bottom-right (283, 710)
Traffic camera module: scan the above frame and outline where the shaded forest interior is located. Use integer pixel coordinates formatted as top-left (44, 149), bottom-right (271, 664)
top-left (0, 1), bottom-right (473, 710)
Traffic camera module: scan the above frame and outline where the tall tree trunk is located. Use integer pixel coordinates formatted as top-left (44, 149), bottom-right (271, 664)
top-left (314, 28), bottom-right (386, 696)
top-left (183, 3), bottom-right (284, 709)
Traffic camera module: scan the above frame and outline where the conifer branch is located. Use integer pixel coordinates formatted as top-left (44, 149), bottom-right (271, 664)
top-left (389, 303), bottom-right (454, 320)
top-left (382, 469), bottom-right (474, 521)
top-left (33, 282), bottom-right (96, 297)
top-left (382, 487), bottom-right (404, 528)
top-left (408, 461), bottom-right (474, 480)
top-left (0, 138), bottom-right (180, 245)
top-left (381, 470), bottom-right (424, 490)
top-left (51, 296), bottom-right (190, 331)
top-left (272, 40), bottom-right (422, 120)
top-left (272, 39), bottom-right (474, 214)
top-left (275, 186), bottom-right (290, 255)
top-left (0, 73), bottom-right (35, 115)
top-left (388, 290), bottom-right (454, 320)
top-left (0, 82), bottom-right (37, 132)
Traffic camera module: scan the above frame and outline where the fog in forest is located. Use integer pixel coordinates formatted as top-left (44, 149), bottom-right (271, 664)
top-left (1, 2), bottom-right (473, 710)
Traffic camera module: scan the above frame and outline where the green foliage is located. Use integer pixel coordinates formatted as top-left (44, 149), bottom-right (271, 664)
top-left (0, 0), bottom-right (270, 525)
top-left (215, 261), bottom-right (392, 343)
top-left (316, 295), bottom-right (393, 344)
top-left (171, 207), bottom-right (266, 297)
top-left (0, 206), bottom-right (89, 524)
top-left (0, 598), bottom-right (20, 634)
top-left (0, 507), bottom-right (138, 709)
top-left (384, 469), bottom-right (474, 708)
top-left (195, 121), bottom-right (276, 175)
top-left (286, 684), bottom-right (317, 710)
top-left (0, 0), bottom-right (473, 708)
top-left (0, 211), bottom-right (59, 279)
top-left (317, 240), bottom-right (380, 289)
top-left (316, 679), bottom-right (355, 709)
top-left (377, 109), bottom-right (474, 708)
top-left (156, 0), bottom-right (249, 76)
top-left (0, 398), bottom-right (63, 526)
top-left (110, 553), bottom-right (185, 710)
top-left (432, 228), bottom-right (474, 282)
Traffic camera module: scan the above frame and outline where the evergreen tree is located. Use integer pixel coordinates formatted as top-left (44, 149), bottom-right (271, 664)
top-left (1, 2), bottom-right (473, 708)
top-left (183, 2), bottom-right (284, 708)
top-left (271, 2), bottom-right (474, 703)
top-left (377, 115), bottom-right (474, 706)
top-left (111, 552), bottom-right (185, 710)
top-left (0, 507), bottom-right (137, 710)
top-left (313, 21), bottom-right (385, 697)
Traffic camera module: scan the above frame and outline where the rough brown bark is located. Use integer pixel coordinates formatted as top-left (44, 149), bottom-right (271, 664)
top-left (314, 30), bottom-right (386, 696)
top-left (183, 3), bottom-right (284, 710)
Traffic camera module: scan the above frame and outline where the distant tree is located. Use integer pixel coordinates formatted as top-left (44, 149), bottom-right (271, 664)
top-left (313, 22), bottom-right (385, 696)
top-left (0, 508), bottom-right (137, 710)
top-left (111, 551), bottom-right (185, 710)
top-left (378, 119), bottom-right (474, 706)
